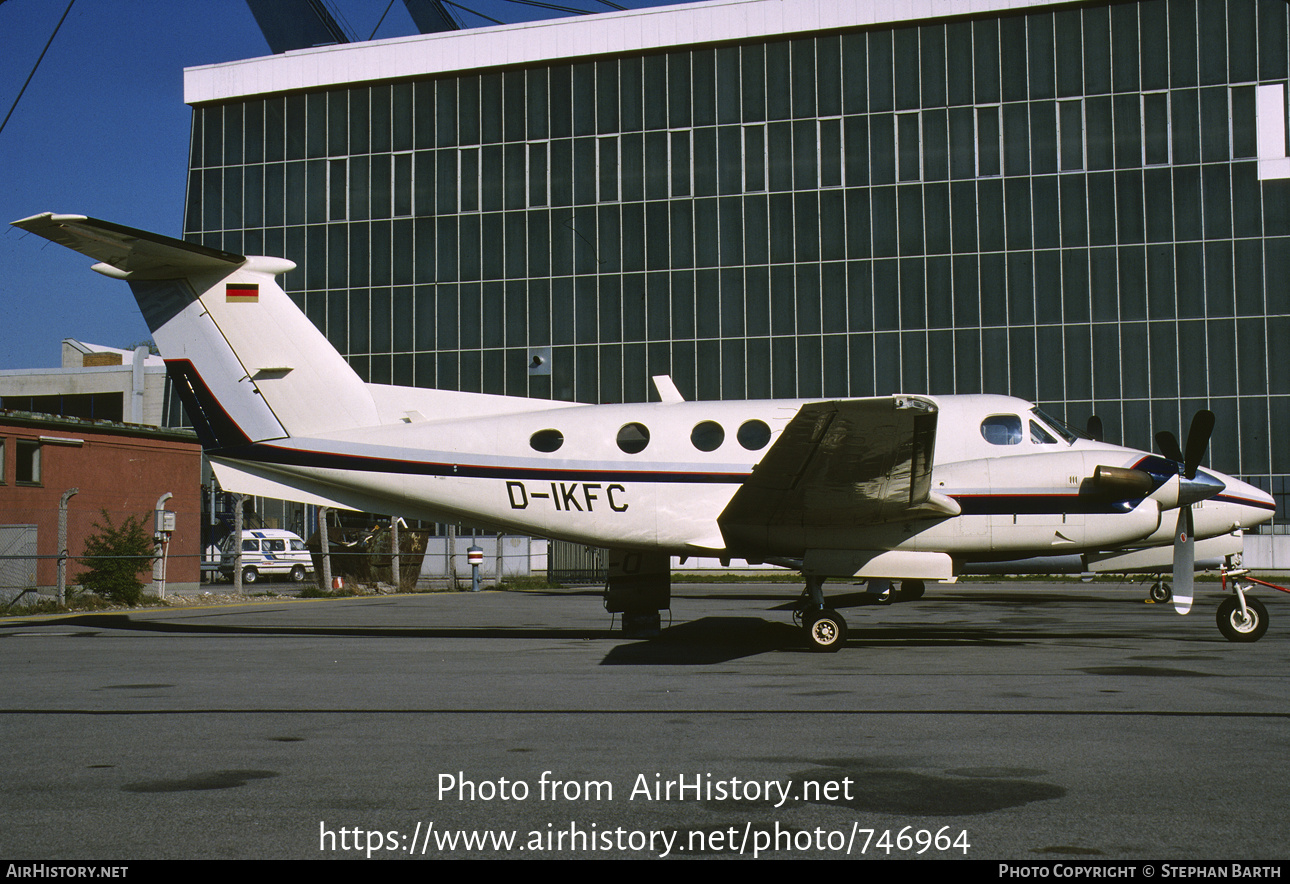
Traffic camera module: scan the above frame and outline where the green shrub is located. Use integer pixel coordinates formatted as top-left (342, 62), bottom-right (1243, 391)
top-left (80, 511), bottom-right (153, 605)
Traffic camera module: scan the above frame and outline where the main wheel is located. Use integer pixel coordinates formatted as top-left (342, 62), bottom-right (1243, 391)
top-left (1216, 596), bottom-right (1268, 643)
top-left (290, 565), bottom-right (307, 582)
top-left (804, 609), bottom-right (847, 652)
top-left (241, 567), bottom-right (259, 585)
top-left (1150, 581), bottom-right (1172, 603)
top-left (899, 579), bottom-right (926, 601)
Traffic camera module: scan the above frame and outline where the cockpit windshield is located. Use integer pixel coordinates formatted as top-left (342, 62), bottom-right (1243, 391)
top-left (1030, 407), bottom-right (1084, 444)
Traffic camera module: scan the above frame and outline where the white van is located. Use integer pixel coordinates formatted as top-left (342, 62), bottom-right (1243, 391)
top-left (219, 529), bottom-right (314, 584)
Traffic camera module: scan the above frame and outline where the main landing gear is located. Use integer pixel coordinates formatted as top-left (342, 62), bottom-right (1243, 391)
top-left (796, 575), bottom-right (847, 652)
top-left (794, 576), bottom-right (927, 651)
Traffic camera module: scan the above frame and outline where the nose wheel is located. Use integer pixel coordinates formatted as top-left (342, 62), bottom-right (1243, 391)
top-left (1216, 595), bottom-right (1268, 643)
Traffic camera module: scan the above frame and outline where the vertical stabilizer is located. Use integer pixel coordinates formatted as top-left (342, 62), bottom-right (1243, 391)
top-left (11, 214), bottom-right (378, 447)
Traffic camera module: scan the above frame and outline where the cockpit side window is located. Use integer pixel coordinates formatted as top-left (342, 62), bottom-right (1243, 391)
top-left (1030, 420), bottom-right (1058, 444)
top-left (981, 415), bottom-right (1023, 445)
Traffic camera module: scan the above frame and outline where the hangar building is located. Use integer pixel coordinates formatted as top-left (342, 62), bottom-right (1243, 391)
top-left (180, 0), bottom-right (1290, 565)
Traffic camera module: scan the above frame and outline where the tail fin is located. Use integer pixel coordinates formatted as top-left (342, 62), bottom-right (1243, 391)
top-left (12, 214), bottom-right (377, 448)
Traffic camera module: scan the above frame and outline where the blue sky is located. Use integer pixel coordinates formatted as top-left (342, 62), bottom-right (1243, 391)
top-left (0, 0), bottom-right (685, 369)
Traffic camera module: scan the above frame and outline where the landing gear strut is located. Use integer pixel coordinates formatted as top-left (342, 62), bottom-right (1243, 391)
top-left (1149, 581), bottom-right (1172, 603)
top-left (796, 575), bottom-right (847, 652)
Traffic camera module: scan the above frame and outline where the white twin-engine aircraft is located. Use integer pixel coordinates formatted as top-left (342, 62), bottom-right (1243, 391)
top-left (13, 213), bottom-right (1278, 648)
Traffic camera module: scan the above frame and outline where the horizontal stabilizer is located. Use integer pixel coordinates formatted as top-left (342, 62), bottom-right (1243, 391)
top-left (12, 213), bottom-right (244, 278)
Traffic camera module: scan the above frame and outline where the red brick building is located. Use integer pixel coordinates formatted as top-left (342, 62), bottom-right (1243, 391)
top-left (0, 411), bottom-right (202, 594)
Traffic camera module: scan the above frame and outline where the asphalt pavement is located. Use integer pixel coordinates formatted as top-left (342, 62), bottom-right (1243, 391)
top-left (2, 579), bottom-right (1288, 860)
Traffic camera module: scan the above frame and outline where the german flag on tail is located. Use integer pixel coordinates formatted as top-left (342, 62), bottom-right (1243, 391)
top-left (226, 282), bottom-right (259, 302)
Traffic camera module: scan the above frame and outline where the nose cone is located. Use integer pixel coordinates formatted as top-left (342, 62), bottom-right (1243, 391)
top-left (1213, 473), bottom-right (1277, 528)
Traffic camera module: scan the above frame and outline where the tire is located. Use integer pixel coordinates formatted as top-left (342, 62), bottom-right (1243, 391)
top-left (1216, 596), bottom-right (1268, 643)
top-left (804, 609), bottom-right (847, 652)
top-left (899, 579), bottom-right (926, 601)
top-left (290, 565), bottom-right (307, 583)
top-left (241, 567), bottom-right (259, 585)
top-left (1150, 581), bottom-right (1172, 603)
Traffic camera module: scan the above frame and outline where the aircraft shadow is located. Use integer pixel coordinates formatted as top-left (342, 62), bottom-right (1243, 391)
top-left (600, 617), bottom-right (802, 664)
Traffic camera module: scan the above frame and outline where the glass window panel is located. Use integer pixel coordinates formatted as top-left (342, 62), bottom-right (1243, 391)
top-left (1114, 167), bottom-right (1145, 245)
top-left (945, 21), bottom-right (973, 107)
top-left (999, 17), bottom-right (1027, 103)
top-left (1117, 244), bottom-right (1146, 321)
top-left (1032, 175), bottom-right (1058, 250)
top-left (846, 188), bottom-right (871, 258)
top-left (1197, 0), bottom-right (1227, 86)
top-left (791, 38), bottom-right (817, 118)
top-left (1202, 164), bottom-right (1231, 239)
top-left (841, 33), bottom-right (868, 114)
top-left (1029, 101), bottom-right (1056, 174)
top-left (668, 53), bottom-right (691, 129)
top-left (893, 27), bottom-right (919, 110)
top-left (1083, 5), bottom-right (1112, 94)
top-left (1003, 103), bottom-right (1030, 175)
top-left (870, 115), bottom-right (895, 185)
top-left (1259, 0), bottom-right (1289, 81)
top-left (744, 266), bottom-right (770, 336)
top-left (948, 107), bottom-right (974, 179)
top-left (1146, 243), bottom-right (1175, 319)
top-left (693, 128), bottom-right (716, 198)
top-left (265, 96), bottom-right (286, 162)
top-left (954, 254), bottom-right (981, 327)
top-left (897, 113), bottom-right (920, 182)
top-left (919, 25), bottom-right (946, 108)
top-left (977, 179), bottom-right (1004, 252)
top-left (456, 77), bottom-right (480, 146)
top-left (573, 63), bottom-right (595, 136)
top-left (1063, 325), bottom-right (1092, 401)
top-left (923, 182), bottom-right (950, 255)
top-left (816, 35), bottom-right (841, 117)
top-left (526, 69), bottom-right (549, 140)
top-left (548, 65), bottom-right (571, 139)
top-left (973, 18), bottom-right (1000, 103)
top-left (1175, 242), bottom-right (1204, 318)
top-left (692, 50), bottom-right (715, 127)
top-left (949, 180), bottom-right (977, 252)
top-left (868, 31), bottom-right (894, 112)
top-left (1054, 9), bottom-right (1084, 97)
top-left (1027, 13), bottom-right (1056, 100)
top-left (502, 71), bottom-right (524, 142)
top-left (643, 55), bottom-right (667, 131)
top-left (976, 106), bottom-right (1000, 177)
top-left (871, 186), bottom-right (897, 258)
top-left (1034, 249), bottom-right (1062, 323)
top-left (1084, 96), bottom-right (1113, 170)
top-left (286, 94), bottom-right (307, 159)
top-left (844, 115), bottom-right (870, 185)
top-left (369, 154), bottom-right (391, 219)
top-left (926, 254), bottom-right (951, 328)
top-left (1205, 240), bottom-right (1235, 318)
top-left (1086, 172), bottom-right (1115, 246)
top-left (847, 261), bottom-right (873, 334)
top-left (813, 189), bottom-right (840, 261)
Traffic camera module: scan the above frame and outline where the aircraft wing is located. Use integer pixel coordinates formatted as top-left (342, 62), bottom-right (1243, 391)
top-left (719, 396), bottom-right (952, 552)
top-left (12, 213), bottom-right (244, 276)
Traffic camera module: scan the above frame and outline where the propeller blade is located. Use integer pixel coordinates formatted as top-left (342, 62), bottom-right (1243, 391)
top-left (1171, 505), bottom-right (1194, 614)
top-left (1086, 415), bottom-right (1103, 442)
top-left (1155, 430), bottom-right (1183, 464)
top-left (1182, 409), bottom-right (1215, 480)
